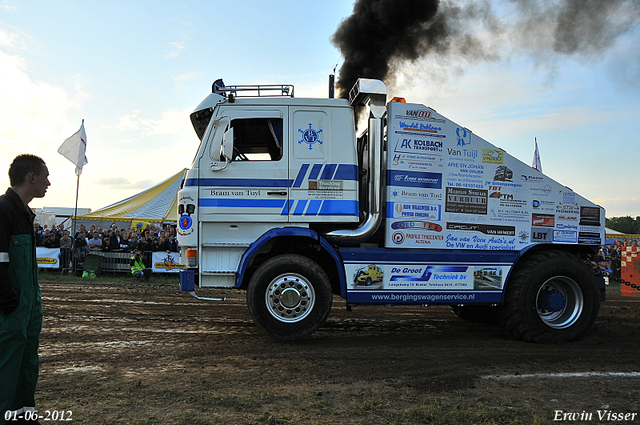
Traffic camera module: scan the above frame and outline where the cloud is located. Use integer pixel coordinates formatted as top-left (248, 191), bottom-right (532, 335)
top-left (96, 177), bottom-right (154, 190)
top-left (113, 108), bottom-right (192, 137)
top-left (164, 39), bottom-right (187, 58)
top-left (594, 198), bottom-right (640, 218)
top-left (0, 28), bottom-right (81, 195)
top-left (0, 30), bottom-right (79, 142)
top-left (172, 71), bottom-right (200, 92)
top-left (0, 1), bottom-right (17, 12)
top-left (0, 27), bottom-right (19, 47)
top-left (142, 109), bottom-right (190, 136)
top-left (173, 72), bottom-right (198, 83)
top-left (113, 110), bottom-right (142, 131)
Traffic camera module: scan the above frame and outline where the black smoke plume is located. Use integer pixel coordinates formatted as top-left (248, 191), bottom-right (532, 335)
top-left (331, 0), bottom-right (443, 97)
top-left (332, 0), bottom-right (640, 98)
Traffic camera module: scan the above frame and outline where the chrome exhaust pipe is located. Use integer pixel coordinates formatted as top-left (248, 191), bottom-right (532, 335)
top-left (324, 79), bottom-right (386, 243)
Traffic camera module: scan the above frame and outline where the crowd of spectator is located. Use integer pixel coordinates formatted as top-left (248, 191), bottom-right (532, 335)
top-left (34, 221), bottom-right (180, 254)
top-left (34, 221), bottom-right (179, 272)
top-left (596, 239), bottom-right (640, 281)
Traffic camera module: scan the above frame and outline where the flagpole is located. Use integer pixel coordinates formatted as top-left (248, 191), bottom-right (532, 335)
top-left (72, 174), bottom-right (80, 237)
top-left (58, 119), bottom-right (87, 273)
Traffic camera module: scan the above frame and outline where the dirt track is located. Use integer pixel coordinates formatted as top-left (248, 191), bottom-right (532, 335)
top-left (36, 278), bottom-right (640, 424)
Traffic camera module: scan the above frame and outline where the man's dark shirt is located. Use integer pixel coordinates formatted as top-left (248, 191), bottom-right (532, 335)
top-left (0, 188), bottom-right (36, 316)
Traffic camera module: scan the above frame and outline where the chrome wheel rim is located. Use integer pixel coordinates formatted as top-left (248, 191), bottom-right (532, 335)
top-left (265, 273), bottom-right (315, 323)
top-left (536, 276), bottom-right (584, 329)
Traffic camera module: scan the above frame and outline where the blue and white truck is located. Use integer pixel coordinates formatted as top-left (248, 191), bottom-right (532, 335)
top-left (177, 78), bottom-right (605, 342)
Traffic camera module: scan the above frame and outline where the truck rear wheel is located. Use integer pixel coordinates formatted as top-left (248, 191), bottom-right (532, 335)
top-left (247, 254), bottom-right (332, 341)
top-left (498, 250), bottom-right (600, 343)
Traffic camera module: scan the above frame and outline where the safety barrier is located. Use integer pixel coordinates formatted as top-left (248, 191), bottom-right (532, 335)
top-left (88, 251), bottom-right (149, 272)
top-left (620, 246), bottom-right (640, 297)
top-left (37, 248), bottom-right (181, 274)
top-left (78, 251), bottom-right (154, 274)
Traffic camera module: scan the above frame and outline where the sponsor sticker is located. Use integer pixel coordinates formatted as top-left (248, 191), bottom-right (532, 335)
top-left (390, 202), bottom-right (441, 220)
top-left (395, 138), bottom-right (444, 153)
top-left (37, 258), bottom-right (57, 264)
top-left (556, 223), bottom-right (578, 230)
top-left (532, 213), bottom-right (555, 227)
top-left (531, 228), bottom-right (553, 242)
top-left (397, 121), bottom-right (444, 137)
top-left (445, 187), bottom-right (488, 215)
top-left (447, 222), bottom-right (515, 236)
top-left (389, 188), bottom-right (443, 202)
top-left (580, 206), bottom-right (601, 226)
top-left (530, 184), bottom-right (552, 196)
top-left (520, 174), bottom-right (544, 183)
top-left (391, 220), bottom-right (443, 232)
top-left (482, 149), bottom-right (504, 164)
top-left (405, 109), bottom-right (433, 119)
top-left (388, 170), bottom-right (442, 189)
top-left (578, 232), bottom-right (602, 245)
top-left (447, 148), bottom-right (478, 161)
top-left (554, 230), bottom-right (578, 243)
top-left (494, 166), bottom-right (513, 182)
top-left (456, 127), bottom-right (471, 147)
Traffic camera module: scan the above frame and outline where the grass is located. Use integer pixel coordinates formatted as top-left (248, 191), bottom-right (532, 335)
top-left (38, 268), bottom-right (179, 286)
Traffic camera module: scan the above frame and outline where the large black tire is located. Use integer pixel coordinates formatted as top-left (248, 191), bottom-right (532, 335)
top-left (497, 250), bottom-right (600, 343)
top-left (247, 254), bottom-right (332, 341)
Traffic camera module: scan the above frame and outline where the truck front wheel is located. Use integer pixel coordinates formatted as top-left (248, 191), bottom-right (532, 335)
top-left (247, 254), bottom-right (332, 341)
top-left (498, 250), bottom-right (600, 343)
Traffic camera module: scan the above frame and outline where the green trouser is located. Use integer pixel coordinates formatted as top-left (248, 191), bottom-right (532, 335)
top-left (0, 234), bottom-right (42, 424)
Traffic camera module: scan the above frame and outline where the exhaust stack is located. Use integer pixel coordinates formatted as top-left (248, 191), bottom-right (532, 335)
top-left (324, 78), bottom-right (386, 243)
top-left (328, 74), bottom-right (335, 98)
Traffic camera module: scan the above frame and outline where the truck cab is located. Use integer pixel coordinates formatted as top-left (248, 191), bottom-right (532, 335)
top-left (178, 81), bottom-right (359, 288)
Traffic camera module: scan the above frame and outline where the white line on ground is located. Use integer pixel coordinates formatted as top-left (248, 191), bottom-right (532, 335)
top-left (481, 372), bottom-right (640, 380)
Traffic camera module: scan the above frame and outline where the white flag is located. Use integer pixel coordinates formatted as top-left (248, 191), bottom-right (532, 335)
top-left (532, 138), bottom-right (542, 173)
top-left (58, 120), bottom-right (88, 176)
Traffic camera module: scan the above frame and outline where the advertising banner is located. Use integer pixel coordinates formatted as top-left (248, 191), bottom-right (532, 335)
top-left (151, 251), bottom-right (185, 273)
top-left (36, 247), bottom-right (60, 268)
top-left (36, 248), bottom-right (184, 273)
top-left (385, 101), bottom-right (604, 250)
top-left (345, 262), bottom-right (510, 292)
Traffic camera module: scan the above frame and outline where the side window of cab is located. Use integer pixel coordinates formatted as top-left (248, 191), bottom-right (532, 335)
top-left (229, 118), bottom-right (283, 161)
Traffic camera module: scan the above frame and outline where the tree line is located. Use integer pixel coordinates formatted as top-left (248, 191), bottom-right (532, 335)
top-left (605, 216), bottom-right (640, 235)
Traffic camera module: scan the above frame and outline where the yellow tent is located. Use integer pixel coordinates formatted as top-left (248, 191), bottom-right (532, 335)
top-left (75, 169), bottom-right (186, 226)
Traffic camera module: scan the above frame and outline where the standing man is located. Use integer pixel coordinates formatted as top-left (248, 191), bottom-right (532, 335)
top-left (0, 154), bottom-right (50, 424)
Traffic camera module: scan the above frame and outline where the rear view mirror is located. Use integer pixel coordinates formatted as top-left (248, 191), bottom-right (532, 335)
top-left (210, 117), bottom-right (230, 171)
top-left (222, 127), bottom-right (234, 161)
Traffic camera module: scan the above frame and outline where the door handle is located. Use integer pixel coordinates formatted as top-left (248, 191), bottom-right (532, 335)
top-left (267, 191), bottom-right (287, 196)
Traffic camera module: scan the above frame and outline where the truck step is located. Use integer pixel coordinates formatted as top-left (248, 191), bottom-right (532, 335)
top-left (201, 271), bottom-right (237, 276)
top-left (201, 243), bottom-right (250, 248)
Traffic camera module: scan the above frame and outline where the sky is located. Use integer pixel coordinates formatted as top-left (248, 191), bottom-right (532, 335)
top-left (0, 0), bottom-right (639, 218)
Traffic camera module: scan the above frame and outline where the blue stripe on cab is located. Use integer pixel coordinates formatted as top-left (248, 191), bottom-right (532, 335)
top-left (187, 178), bottom-right (291, 188)
top-left (293, 200), bottom-right (308, 215)
top-left (280, 200), bottom-right (294, 215)
top-left (200, 199), bottom-right (286, 208)
top-left (306, 200), bottom-right (322, 215)
top-left (318, 200), bottom-right (358, 216)
top-left (320, 164), bottom-right (337, 180)
top-left (293, 164), bottom-right (309, 188)
top-left (308, 164), bottom-right (323, 180)
top-left (333, 164), bottom-right (358, 181)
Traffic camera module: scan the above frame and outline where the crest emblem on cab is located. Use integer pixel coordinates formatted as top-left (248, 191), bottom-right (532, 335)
top-left (298, 123), bottom-right (323, 150)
